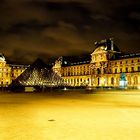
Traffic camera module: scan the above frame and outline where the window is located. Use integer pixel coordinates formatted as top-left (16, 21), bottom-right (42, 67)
top-left (97, 68), bottom-right (101, 74)
top-left (134, 76), bottom-right (138, 85)
top-left (128, 77), bottom-right (131, 85)
top-left (74, 79), bottom-right (76, 83)
top-left (126, 67), bottom-right (128, 72)
top-left (131, 67), bottom-right (134, 72)
top-left (120, 68), bottom-right (122, 73)
top-left (6, 81), bottom-right (8, 85)
top-left (116, 78), bottom-right (119, 85)
top-left (137, 66), bottom-right (140, 72)
top-left (115, 68), bottom-right (117, 73)
top-left (77, 79), bottom-right (79, 83)
top-left (111, 77), bottom-right (114, 85)
top-left (103, 68), bottom-right (105, 74)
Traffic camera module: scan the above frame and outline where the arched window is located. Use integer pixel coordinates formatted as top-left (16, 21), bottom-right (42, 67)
top-left (98, 77), bottom-right (100, 86)
top-left (77, 79), bottom-right (79, 83)
top-left (134, 76), bottom-right (138, 85)
top-left (97, 68), bottom-right (101, 74)
top-left (71, 79), bottom-right (73, 84)
top-left (116, 78), bottom-right (119, 85)
top-left (103, 68), bottom-right (105, 74)
top-left (74, 79), bottom-right (76, 85)
top-left (111, 77), bottom-right (114, 85)
top-left (128, 76), bottom-right (131, 85)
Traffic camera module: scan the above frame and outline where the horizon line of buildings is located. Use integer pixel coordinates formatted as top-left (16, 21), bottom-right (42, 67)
top-left (52, 38), bottom-right (140, 88)
top-left (0, 38), bottom-right (140, 88)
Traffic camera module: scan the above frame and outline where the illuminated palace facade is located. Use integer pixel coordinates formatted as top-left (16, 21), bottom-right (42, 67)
top-left (0, 38), bottom-right (140, 88)
top-left (0, 54), bottom-right (28, 87)
top-left (53, 38), bottom-right (140, 88)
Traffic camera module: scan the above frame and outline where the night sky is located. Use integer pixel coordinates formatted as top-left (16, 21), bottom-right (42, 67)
top-left (0, 0), bottom-right (140, 64)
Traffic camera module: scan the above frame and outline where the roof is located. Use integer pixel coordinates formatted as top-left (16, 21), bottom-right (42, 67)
top-left (61, 54), bottom-right (91, 67)
top-left (111, 53), bottom-right (140, 60)
top-left (94, 38), bottom-right (120, 52)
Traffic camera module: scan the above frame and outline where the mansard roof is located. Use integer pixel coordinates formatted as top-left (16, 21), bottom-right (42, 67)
top-left (94, 38), bottom-right (120, 53)
top-left (61, 54), bottom-right (91, 67)
top-left (111, 53), bottom-right (140, 60)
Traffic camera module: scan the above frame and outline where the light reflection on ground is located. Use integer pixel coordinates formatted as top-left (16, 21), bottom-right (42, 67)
top-left (0, 90), bottom-right (140, 140)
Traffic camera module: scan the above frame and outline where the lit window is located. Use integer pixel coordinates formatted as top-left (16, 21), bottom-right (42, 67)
top-left (131, 67), bottom-right (134, 72)
top-left (134, 76), bottom-right (138, 84)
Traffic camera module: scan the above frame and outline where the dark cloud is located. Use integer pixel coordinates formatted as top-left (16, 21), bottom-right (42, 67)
top-left (0, 0), bottom-right (140, 64)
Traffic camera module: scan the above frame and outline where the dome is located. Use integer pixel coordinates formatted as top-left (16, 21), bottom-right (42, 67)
top-left (0, 54), bottom-right (5, 61)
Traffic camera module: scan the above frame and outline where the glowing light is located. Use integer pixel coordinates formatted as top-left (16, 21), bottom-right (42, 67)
top-left (119, 80), bottom-right (127, 87)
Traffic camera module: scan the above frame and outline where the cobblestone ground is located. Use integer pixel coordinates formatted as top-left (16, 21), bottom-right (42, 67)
top-left (0, 90), bottom-right (140, 140)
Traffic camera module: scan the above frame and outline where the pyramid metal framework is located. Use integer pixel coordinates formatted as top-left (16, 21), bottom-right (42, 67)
top-left (10, 59), bottom-right (65, 87)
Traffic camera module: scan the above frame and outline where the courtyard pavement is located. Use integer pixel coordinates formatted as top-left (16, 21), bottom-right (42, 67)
top-left (0, 90), bottom-right (140, 140)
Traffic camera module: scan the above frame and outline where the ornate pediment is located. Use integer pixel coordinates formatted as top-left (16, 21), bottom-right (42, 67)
top-left (91, 50), bottom-right (108, 63)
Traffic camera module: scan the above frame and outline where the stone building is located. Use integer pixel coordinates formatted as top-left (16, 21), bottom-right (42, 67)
top-left (0, 54), bottom-right (28, 87)
top-left (53, 38), bottom-right (140, 88)
top-left (0, 54), bottom-right (11, 86)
